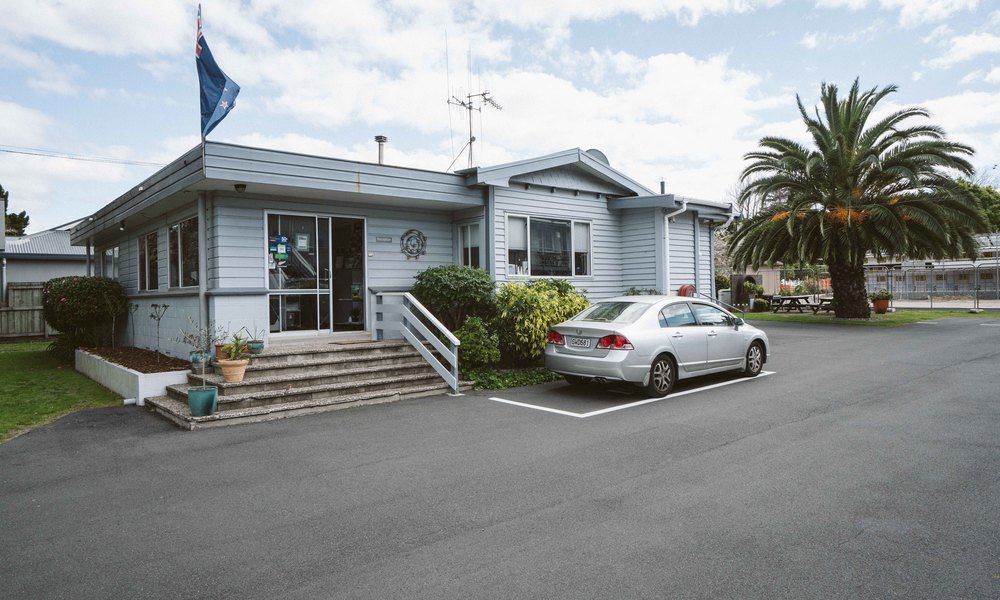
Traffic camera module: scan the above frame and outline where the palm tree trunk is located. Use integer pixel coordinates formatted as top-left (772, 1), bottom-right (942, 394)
top-left (828, 262), bottom-right (870, 318)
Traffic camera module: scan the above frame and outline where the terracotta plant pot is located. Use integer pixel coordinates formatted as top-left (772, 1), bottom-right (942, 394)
top-left (872, 298), bottom-right (890, 314)
top-left (214, 343), bottom-right (227, 361)
top-left (217, 358), bottom-right (250, 383)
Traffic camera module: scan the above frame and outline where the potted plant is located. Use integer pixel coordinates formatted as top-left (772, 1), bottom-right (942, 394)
top-left (239, 326), bottom-right (266, 355)
top-left (869, 288), bottom-right (892, 314)
top-left (743, 280), bottom-right (763, 305)
top-left (217, 333), bottom-right (251, 383)
top-left (176, 317), bottom-right (221, 417)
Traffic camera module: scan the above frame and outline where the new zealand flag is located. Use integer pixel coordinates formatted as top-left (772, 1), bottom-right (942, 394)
top-left (196, 5), bottom-right (240, 138)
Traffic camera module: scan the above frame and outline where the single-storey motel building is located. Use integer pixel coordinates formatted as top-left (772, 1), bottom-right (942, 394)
top-left (70, 141), bottom-right (735, 357)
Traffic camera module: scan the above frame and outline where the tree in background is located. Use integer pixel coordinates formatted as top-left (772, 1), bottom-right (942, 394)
top-left (960, 180), bottom-right (1000, 233)
top-left (729, 79), bottom-right (985, 318)
top-left (2, 185), bottom-right (29, 235)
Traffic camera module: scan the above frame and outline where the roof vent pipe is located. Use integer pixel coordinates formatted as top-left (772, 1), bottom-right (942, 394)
top-left (660, 179), bottom-right (666, 194)
top-left (375, 135), bottom-right (388, 165)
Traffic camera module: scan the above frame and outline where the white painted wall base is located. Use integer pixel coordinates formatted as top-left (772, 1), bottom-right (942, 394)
top-left (75, 349), bottom-right (190, 407)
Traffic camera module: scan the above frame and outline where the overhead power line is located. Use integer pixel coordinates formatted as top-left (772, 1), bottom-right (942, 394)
top-left (0, 145), bottom-right (166, 167)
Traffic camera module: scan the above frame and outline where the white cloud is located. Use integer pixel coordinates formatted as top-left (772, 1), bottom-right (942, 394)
top-left (815, 0), bottom-right (978, 26)
top-left (912, 71), bottom-right (924, 81)
top-left (927, 32), bottom-right (1000, 68)
top-left (960, 69), bottom-right (983, 84)
top-left (986, 67), bottom-right (1000, 83)
top-left (0, 41), bottom-right (79, 96)
top-left (0, 102), bottom-right (53, 146)
top-left (799, 22), bottom-right (880, 49)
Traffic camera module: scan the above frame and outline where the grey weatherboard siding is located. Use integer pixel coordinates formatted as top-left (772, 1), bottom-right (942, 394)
top-left (72, 142), bottom-right (732, 357)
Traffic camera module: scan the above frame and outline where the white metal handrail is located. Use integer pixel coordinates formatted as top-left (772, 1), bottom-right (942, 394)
top-left (372, 291), bottom-right (460, 394)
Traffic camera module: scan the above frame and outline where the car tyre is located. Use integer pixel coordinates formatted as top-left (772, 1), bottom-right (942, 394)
top-left (643, 354), bottom-right (676, 397)
top-left (563, 375), bottom-right (592, 386)
top-left (744, 341), bottom-right (764, 377)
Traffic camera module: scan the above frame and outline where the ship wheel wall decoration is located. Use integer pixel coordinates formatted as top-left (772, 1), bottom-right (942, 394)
top-left (400, 229), bottom-right (427, 259)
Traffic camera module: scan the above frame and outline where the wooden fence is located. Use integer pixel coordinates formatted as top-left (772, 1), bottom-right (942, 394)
top-left (0, 282), bottom-right (52, 338)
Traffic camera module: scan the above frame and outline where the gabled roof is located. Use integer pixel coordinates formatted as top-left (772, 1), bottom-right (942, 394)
top-left (459, 148), bottom-right (654, 196)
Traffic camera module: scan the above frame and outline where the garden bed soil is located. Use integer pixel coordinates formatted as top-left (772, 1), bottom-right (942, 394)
top-left (87, 347), bottom-right (190, 374)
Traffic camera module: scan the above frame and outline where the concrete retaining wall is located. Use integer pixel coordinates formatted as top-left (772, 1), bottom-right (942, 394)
top-left (75, 349), bottom-right (190, 406)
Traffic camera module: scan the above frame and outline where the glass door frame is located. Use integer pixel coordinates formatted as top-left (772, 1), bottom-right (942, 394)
top-left (264, 209), bottom-right (368, 338)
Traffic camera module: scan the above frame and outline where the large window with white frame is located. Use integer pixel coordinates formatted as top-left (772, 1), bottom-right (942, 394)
top-left (458, 222), bottom-right (481, 269)
top-left (168, 216), bottom-right (199, 288)
top-left (138, 231), bottom-right (159, 291)
top-left (102, 247), bottom-right (119, 279)
top-left (506, 215), bottom-right (590, 277)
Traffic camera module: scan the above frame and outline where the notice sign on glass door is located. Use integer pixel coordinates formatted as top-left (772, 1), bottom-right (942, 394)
top-left (269, 234), bottom-right (289, 269)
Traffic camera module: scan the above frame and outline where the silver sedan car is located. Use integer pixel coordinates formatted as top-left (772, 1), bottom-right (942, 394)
top-left (544, 295), bottom-right (769, 396)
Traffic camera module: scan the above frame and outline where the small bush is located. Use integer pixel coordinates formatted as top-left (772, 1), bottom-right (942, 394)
top-left (752, 298), bottom-right (770, 313)
top-left (454, 316), bottom-right (500, 370)
top-left (495, 279), bottom-right (589, 364)
top-left (411, 265), bottom-right (495, 330)
top-left (464, 367), bottom-right (561, 390)
top-left (42, 276), bottom-right (127, 361)
top-left (715, 273), bottom-right (731, 291)
top-left (624, 287), bottom-right (660, 295)
top-left (868, 288), bottom-right (892, 301)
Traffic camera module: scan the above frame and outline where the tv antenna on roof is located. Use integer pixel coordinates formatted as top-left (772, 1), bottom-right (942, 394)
top-left (447, 90), bottom-right (502, 171)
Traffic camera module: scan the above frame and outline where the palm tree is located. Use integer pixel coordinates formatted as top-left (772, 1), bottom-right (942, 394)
top-left (729, 79), bottom-right (985, 318)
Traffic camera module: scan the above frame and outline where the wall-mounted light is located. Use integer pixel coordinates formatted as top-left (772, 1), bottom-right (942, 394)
top-left (119, 220), bottom-right (125, 231)
top-left (234, 183), bottom-right (247, 193)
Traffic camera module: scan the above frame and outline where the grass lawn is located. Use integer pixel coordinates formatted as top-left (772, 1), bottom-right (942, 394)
top-left (0, 341), bottom-right (120, 443)
top-left (745, 309), bottom-right (992, 326)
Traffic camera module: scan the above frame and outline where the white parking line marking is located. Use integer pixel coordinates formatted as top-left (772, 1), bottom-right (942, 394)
top-left (916, 321), bottom-right (939, 324)
top-left (980, 323), bottom-right (1000, 327)
top-left (487, 371), bottom-right (775, 419)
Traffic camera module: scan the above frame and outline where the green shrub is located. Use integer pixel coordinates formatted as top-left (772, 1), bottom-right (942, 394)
top-left (752, 298), bottom-right (770, 313)
top-left (868, 288), bottom-right (892, 301)
top-left (42, 276), bottom-right (127, 361)
top-left (411, 265), bottom-right (495, 330)
top-left (624, 287), bottom-right (660, 295)
top-left (454, 316), bottom-right (500, 370)
top-left (464, 367), bottom-right (561, 390)
top-left (715, 273), bottom-right (731, 291)
top-left (495, 279), bottom-right (589, 364)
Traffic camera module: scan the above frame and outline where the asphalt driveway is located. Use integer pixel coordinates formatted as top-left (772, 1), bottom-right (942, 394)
top-left (2, 319), bottom-right (999, 599)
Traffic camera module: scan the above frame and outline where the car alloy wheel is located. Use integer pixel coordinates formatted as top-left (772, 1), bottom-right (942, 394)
top-left (645, 355), bottom-right (676, 397)
top-left (745, 342), bottom-right (764, 376)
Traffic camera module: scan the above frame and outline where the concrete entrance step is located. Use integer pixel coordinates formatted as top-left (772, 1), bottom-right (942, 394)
top-left (189, 360), bottom-right (439, 395)
top-left (239, 340), bottom-right (418, 368)
top-left (146, 380), bottom-right (472, 431)
top-left (166, 371), bottom-right (448, 410)
top-left (211, 353), bottom-right (430, 381)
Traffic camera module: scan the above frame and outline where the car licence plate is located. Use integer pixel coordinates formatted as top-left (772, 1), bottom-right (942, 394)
top-left (570, 337), bottom-right (590, 348)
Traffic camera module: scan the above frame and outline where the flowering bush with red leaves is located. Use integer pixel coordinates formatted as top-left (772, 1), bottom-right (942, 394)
top-left (42, 276), bottom-right (127, 360)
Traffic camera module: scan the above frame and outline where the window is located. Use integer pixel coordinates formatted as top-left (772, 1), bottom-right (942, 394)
top-left (459, 223), bottom-right (481, 268)
top-left (958, 273), bottom-right (969, 281)
top-left (575, 301), bottom-right (648, 323)
top-left (876, 275), bottom-right (886, 282)
top-left (506, 215), bottom-right (591, 277)
top-left (102, 247), bottom-right (119, 279)
top-left (691, 303), bottom-right (732, 326)
top-left (169, 216), bottom-right (199, 288)
top-left (935, 273), bottom-right (945, 281)
top-left (981, 272), bottom-right (994, 280)
top-left (915, 274), bottom-right (927, 282)
top-left (138, 231), bottom-right (159, 291)
top-left (660, 303), bottom-right (697, 327)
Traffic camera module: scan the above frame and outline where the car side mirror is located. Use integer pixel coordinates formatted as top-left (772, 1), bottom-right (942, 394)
top-left (733, 317), bottom-right (744, 329)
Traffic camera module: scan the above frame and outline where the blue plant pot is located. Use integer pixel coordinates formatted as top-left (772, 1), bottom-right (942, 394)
top-left (247, 340), bottom-right (265, 355)
top-left (187, 386), bottom-right (218, 417)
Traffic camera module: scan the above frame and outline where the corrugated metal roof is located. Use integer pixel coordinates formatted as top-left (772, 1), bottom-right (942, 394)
top-left (4, 230), bottom-right (88, 257)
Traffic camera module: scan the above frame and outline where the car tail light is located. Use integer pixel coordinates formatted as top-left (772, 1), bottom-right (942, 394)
top-left (546, 330), bottom-right (565, 345)
top-left (596, 334), bottom-right (634, 350)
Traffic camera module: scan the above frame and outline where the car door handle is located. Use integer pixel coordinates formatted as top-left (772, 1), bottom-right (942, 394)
top-left (707, 332), bottom-right (718, 337)
top-left (671, 333), bottom-right (684, 338)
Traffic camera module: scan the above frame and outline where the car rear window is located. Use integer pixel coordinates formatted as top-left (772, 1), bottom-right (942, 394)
top-left (574, 301), bottom-right (649, 323)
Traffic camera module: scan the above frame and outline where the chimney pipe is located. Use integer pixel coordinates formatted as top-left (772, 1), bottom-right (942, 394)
top-left (660, 179), bottom-right (666, 194)
top-left (375, 135), bottom-right (388, 165)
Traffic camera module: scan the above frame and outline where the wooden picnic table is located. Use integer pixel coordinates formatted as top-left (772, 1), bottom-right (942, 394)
top-left (771, 294), bottom-right (813, 313)
top-left (812, 296), bottom-right (834, 314)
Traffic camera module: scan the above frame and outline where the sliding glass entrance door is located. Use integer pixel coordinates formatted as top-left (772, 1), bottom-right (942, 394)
top-left (267, 213), bottom-right (364, 335)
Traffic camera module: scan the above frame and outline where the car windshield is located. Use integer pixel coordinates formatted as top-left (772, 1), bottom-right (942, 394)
top-left (574, 301), bottom-right (649, 323)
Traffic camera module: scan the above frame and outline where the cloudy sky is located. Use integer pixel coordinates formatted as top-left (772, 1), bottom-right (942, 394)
top-left (1, 0), bottom-right (998, 232)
